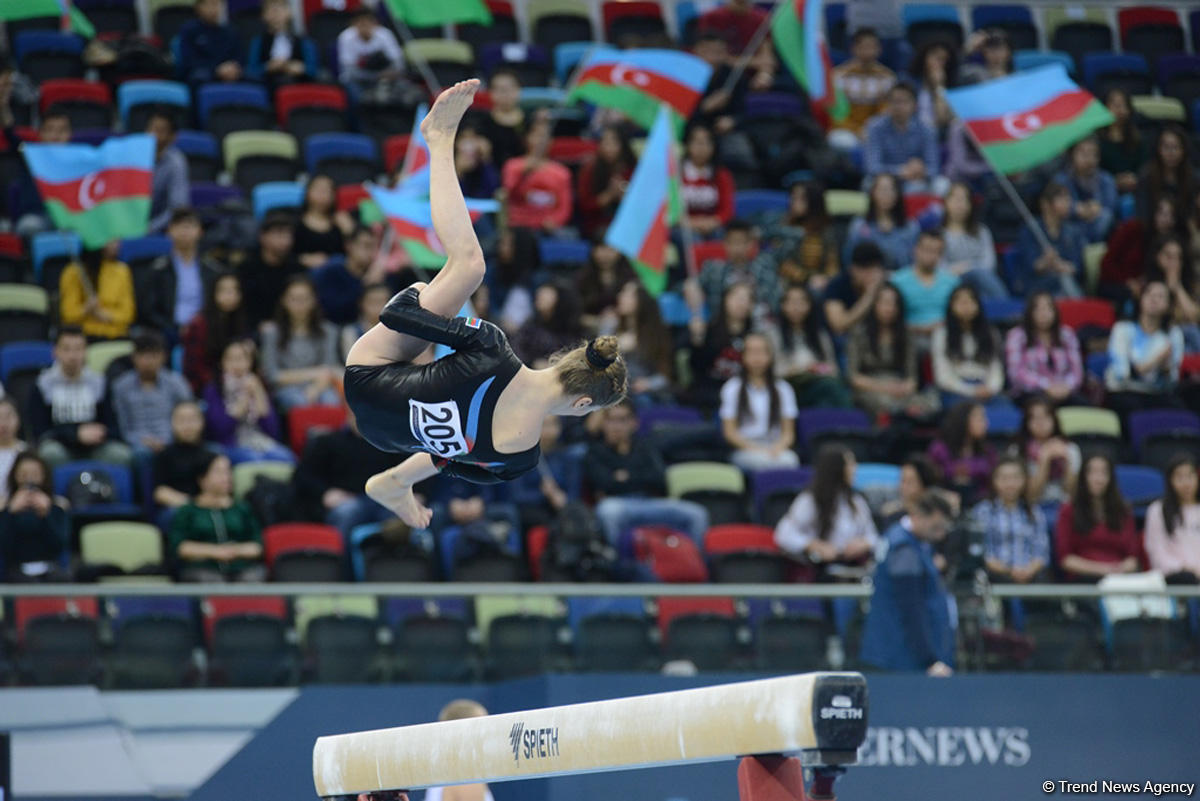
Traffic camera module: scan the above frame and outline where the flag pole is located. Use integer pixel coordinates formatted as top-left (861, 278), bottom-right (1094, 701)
top-left (719, 10), bottom-right (776, 94)
top-left (390, 17), bottom-right (444, 99)
top-left (672, 141), bottom-right (700, 280)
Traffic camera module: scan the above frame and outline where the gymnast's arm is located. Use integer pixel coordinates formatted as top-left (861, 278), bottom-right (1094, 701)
top-left (380, 287), bottom-right (502, 352)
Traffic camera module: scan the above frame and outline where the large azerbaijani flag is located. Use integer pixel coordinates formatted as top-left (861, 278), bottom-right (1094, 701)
top-left (381, 0), bottom-right (490, 27)
top-left (398, 103), bottom-right (430, 185)
top-left (771, 0), bottom-right (848, 121)
top-left (604, 106), bottom-right (681, 297)
top-left (567, 49), bottom-right (711, 131)
top-left (23, 134), bottom-right (154, 248)
top-left (365, 183), bottom-right (498, 268)
top-left (944, 64), bottom-right (1114, 175)
top-left (0, 0), bottom-right (94, 38)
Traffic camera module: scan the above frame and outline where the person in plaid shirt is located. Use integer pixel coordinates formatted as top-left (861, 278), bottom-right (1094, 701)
top-left (1004, 291), bottom-right (1084, 404)
top-left (972, 457), bottom-right (1051, 584)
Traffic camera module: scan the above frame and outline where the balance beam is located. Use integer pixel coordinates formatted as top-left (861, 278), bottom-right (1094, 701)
top-left (313, 672), bottom-right (868, 799)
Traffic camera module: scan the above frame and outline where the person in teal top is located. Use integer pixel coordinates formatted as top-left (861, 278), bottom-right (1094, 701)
top-left (169, 452), bottom-right (264, 582)
top-left (890, 228), bottom-right (960, 336)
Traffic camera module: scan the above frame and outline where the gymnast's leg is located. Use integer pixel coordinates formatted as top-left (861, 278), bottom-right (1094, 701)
top-left (346, 78), bottom-right (486, 368)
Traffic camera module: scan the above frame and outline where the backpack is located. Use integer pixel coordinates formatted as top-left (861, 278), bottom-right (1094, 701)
top-left (542, 502), bottom-right (618, 582)
top-left (244, 476), bottom-right (296, 527)
top-left (631, 526), bottom-right (708, 583)
top-left (65, 468), bottom-right (115, 509)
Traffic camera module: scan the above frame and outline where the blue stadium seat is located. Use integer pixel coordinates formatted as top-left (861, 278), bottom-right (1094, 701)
top-left (985, 403), bottom-right (1023, 436)
top-left (657, 291), bottom-right (694, 327)
top-left (1158, 54), bottom-right (1200, 107)
top-left (189, 182), bottom-right (244, 210)
top-left (175, 130), bottom-right (218, 159)
top-left (107, 596), bottom-right (193, 628)
top-left (1085, 352), bottom-right (1111, 381)
top-left (553, 41), bottom-right (617, 85)
top-left (982, 297), bottom-right (1023, 325)
top-left (1128, 410), bottom-right (1200, 456)
top-left (825, 2), bottom-right (847, 50)
top-left (304, 133), bottom-right (378, 183)
top-left (902, 4), bottom-right (963, 49)
top-left (53, 461), bottom-right (141, 517)
top-left (30, 231), bottom-right (80, 283)
top-left (478, 42), bottom-right (551, 85)
top-left (252, 182), bottom-right (306, 220)
top-left (1014, 50), bottom-right (1075, 76)
top-left (675, 0), bottom-right (699, 43)
top-left (195, 82), bottom-right (270, 128)
top-left (0, 341), bottom-right (53, 382)
top-left (116, 236), bottom-right (171, 267)
top-left (566, 598), bottom-right (648, 634)
top-left (520, 87), bottom-right (567, 108)
top-left (971, 5), bottom-right (1032, 28)
top-left (1082, 53), bottom-right (1151, 96)
top-left (734, 190), bottom-right (789, 221)
top-left (853, 463), bottom-right (901, 491)
top-left (1114, 465), bottom-right (1165, 511)
top-left (13, 31), bottom-right (84, 64)
top-left (538, 238), bottom-right (590, 266)
top-left (902, 3), bottom-right (960, 26)
top-left (116, 80), bottom-right (190, 128)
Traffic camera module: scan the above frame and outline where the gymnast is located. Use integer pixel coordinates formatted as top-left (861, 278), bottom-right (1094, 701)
top-left (345, 79), bottom-right (628, 529)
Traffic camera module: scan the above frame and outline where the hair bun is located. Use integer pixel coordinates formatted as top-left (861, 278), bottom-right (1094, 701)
top-left (585, 337), bottom-right (617, 370)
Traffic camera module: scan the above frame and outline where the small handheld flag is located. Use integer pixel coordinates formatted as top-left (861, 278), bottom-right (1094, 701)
top-left (567, 49), bottom-right (712, 131)
top-left (771, 0), bottom-right (848, 121)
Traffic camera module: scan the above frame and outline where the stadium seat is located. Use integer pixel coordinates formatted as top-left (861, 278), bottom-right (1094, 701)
top-left (304, 613), bottom-right (383, 683)
top-left (456, 0), bottom-right (519, 52)
top-left (393, 614), bottom-right (475, 681)
top-left (1057, 407), bottom-right (1121, 438)
top-left (383, 133), bottom-right (413, 173)
top-left (79, 521), bottom-right (165, 576)
top-left (106, 597), bottom-right (197, 688)
top-left (1114, 465), bottom-right (1165, 511)
top-left (1117, 7), bottom-right (1184, 69)
top-left (175, 129), bottom-right (220, 182)
top-left (53, 460), bottom-right (141, 518)
top-left (547, 135), bottom-right (597, 166)
top-left (1024, 614), bottom-right (1105, 671)
top-left (149, 0), bottom-right (195, 44)
top-left (575, 612), bottom-right (659, 671)
top-left (487, 613), bottom-right (570, 678)
top-left (796, 407), bottom-right (871, 453)
top-left (287, 404), bottom-right (347, 454)
top-left (1127, 410), bottom-right (1200, 457)
top-left (1046, 9), bottom-right (1113, 76)
top-left (223, 130), bottom-right (299, 194)
top-left (189, 182), bottom-right (243, 211)
top-left (478, 42), bottom-right (552, 86)
top-left (304, 133), bottom-right (379, 186)
top-left (116, 80), bottom-right (190, 131)
top-left (1158, 54), bottom-right (1200, 109)
top-left (984, 403), bottom-right (1023, 436)
top-left (902, 3), bottom-right (963, 49)
top-left (38, 79), bottom-right (113, 130)
top-left (85, 338), bottom-right (133, 375)
top-left (970, 5), bottom-right (1038, 50)
top-left (661, 601), bottom-right (742, 670)
top-left (251, 181), bottom-right (305, 221)
top-left (201, 596), bottom-right (287, 642)
top-left (1013, 49), bottom-right (1074, 76)
top-left (1083, 53), bottom-right (1152, 98)
top-left (209, 605), bottom-right (297, 686)
top-left (1142, 433), bottom-right (1200, 476)
top-left (1055, 298), bottom-right (1116, 332)
top-left (528, 0), bottom-right (594, 54)
top-left (0, 341), bottom-right (53, 383)
top-left (276, 84), bottom-right (348, 140)
top-left (756, 614), bottom-right (830, 672)
top-left (197, 82), bottom-right (272, 141)
top-left (824, 189), bottom-right (868, 218)
top-left (751, 467), bottom-right (812, 527)
top-left (14, 32), bottom-right (85, 82)
top-left (1110, 617), bottom-right (1193, 672)
top-left (404, 39), bottom-right (477, 85)
top-left (232, 460), bottom-right (295, 500)
top-left (74, 0), bottom-right (139, 36)
top-left (336, 184), bottom-right (369, 214)
top-left (537, 237), bottom-right (590, 268)
top-left (601, 1), bottom-right (667, 44)
top-left (0, 284), bottom-right (50, 343)
top-left (734, 189), bottom-right (789, 222)
top-left (117, 235), bottom-right (172, 273)
top-left (554, 41), bottom-right (617, 85)
top-left (262, 522), bottom-right (344, 581)
top-left (1131, 95), bottom-right (1187, 125)
top-left (704, 523), bottom-right (787, 583)
top-left (349, 522), bottom-right (437, 582)
top-left (665, 462), bottom-right (745, 499)
top-left (17, 602), bottom-right (103, 685)
top-left (824, 1), bottom-right (846, 50)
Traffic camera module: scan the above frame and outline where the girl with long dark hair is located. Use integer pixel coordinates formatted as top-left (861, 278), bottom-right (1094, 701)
top-left (202, 340), bottom-right (291, 462)
top-left (59, 244), bottom-right (136, 340)
top-left (610, 280), bottom-right (673, 400)
top-left (1105, 280), bottom-right (1184, 413)
top-left (1014, 394), bottom-right (1080, 507)
top-left (928, 401), bottom-right (996, 503)
top-left (847, 284), bottom-right (938, 417)
top-left (0, 452), bottom-right (69, 582)
top-left (1056, 135), bottom-right (1117, 243)
top-left (1098, 88), bottom-right (1145, 195)
top-left (1144, 455), bottom-right (1200, 583)
top-left (259, 274), bottom-right (341, 409)
top-left (719, 332), bottom-right (799, 471)
top-left (771, 284), bottom-right (851, 408)
top-left (1004, 291), bottom-right (1083, 402)
top-left (1055, 454), bottom-right (1141, 581)
top-left (512, 280), bottom-right (583, 365)
top-left (844, 173), bottom-right (917, 270)
top-left (940, 182), bottom-right (1005, 299)
top-left (766, 182), bottom-right (840, 292)
top-left (1100, 194), bottom-right (1185, 305)
top-left (182, 272), bottom-right (253, 392)
top-left (973, 456), bottom-right (1050, 584)
top-left (931, 284), bottom-right (1003, 405)
top-left (293, 173), bottom-right (353, 269)
top-left (680, 122), bottom-right (735, 237)
top-left (1137, 125), bottom-right (1196, 220)
top-left (576, 126), bottom-right (635, 238)
top-left (688, 281), bottom-right (754, 410)
top-left (774, 444), bottom-right (877, 565)
top-left (577, 242), bottom-right (637, 332)
top-left (1145, 234), bottom-right (1200, 352)
top-left (910, 41), bottom-right (957, 137)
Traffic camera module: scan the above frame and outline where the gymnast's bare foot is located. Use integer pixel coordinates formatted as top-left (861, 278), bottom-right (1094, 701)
top-left (365, 471), bottom-right (433, 529)
top-left (420, 79), bottom-right (480, 147)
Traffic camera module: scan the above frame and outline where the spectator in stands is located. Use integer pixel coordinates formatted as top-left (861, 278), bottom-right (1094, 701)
top-left (859, 490), bottom-right (956, 675)
top-left (680, 122), bottom-right (735, 237)
top-left (152, 400), bottom-right (211, 513)
top-left (931, 285), bottom-right (1003, 405)
top-left (182, 272), bottom-right (253, 392)
top-left (775, 444), bottom-right (877, 564)
top-left (60, 245), bottom-right (136, 340)
top-left (512, 281), bottom-right (582, 366)
top-left (0, 398), bottom-right (24, 506)
top-left (847, 283), bottom-right (937, 418)
top-left (508, 416), bottom-right (583, 531)
top-left (1098, 88), bottom-right (1145, 196)
top-left (585, 399), bottom-right (708, 546)
top-left (1145, 234), bottom-right (1200, 353)
top-left (755, 182), bottom-right (838, 292)
top-left (1056, 454), bottom-right (1142, 581)
top-left (293, 406), bottom-right (399, 538)
top-left (974, 457), bottom-right (1050, 584)
top-left (31, 328), bottom-right (132, 469)
top-left (940, 181), bottom-right (1006, 300)
top-left (203, 340), bottom-right (291, 462)
top-left (719, 333), bottom-right (799, 471)
top-left (478, 68), bottom-right (526, 169)
top-left (0, 452), bottom-right (69, 582)
top-left (1106, 280), bottom-right (1184, 415)
top-left (771, 284), bottom-right (852, 408)
top-left (891, 228), bottom-right (958, 337)
top-left (455, 125), bottom-right (500, 200)
top-left (240, 211), bottom-right (303, 327)
top-left (313, 226), bottom-right (386, 326)
top-left (1056, 136), bottom-right (1117, 245)
top-left (169, 452), bottom-right (265, 582)
top-left (337, 7), bottom-right (404, 91)
top-left (339, 282), bottom-right (391, 360)
top-left (146, 110), bottom-right (189, 235)
top-left (1100, 195), bottom-right (1183, 306)
top-left (959, 28), bottom-right (1013, 85)
top-left (863, 83), bottom-right (943, 195)
top-left (910, 42), bottom-right (956, 139)
top-left (688, 282), bottom-right (753, 410)
top-left (501, 116), bottom-right (573, 232)
top-left (1015, 180), bottom-right (1085, 298)
top-left (578, 243), bottom-right (637, 333)
top-left (143, 207), bottom-right (222, 338)
top-left (928, 401), bottom-right (996, 503)
top-left (294, 174), bottom-right (352, 270)
top-left (829, 28), bottom-right (896, 147)
top-left (691, 220), bottom-right (778, 319)
top-left (2, 73), bottom-right (70, 236)
top-left (1014, 394), bottom-right (1080, 508)
top-left (880, 453), bottom-right (959, 527)
top-left (112, 333), bottom-right (193, 464)
top-left (176, 0), bottom-right (243, 85)
top-left (245, 0), bottom-right (317, 88)
top-left (1137, 125), bottom-right (1196, 221)
top-left (943, 118), bottom-right (990, 189)
top-left (1004, 291), bottom-right (1084, 403)
top-left (577, 126), bottom-right (634, 238)
top-left (823, 241), bottom-right (886, 336)
top-left (844, 173), bottom-right (917, 270)
top-left (611, 280), bottom-right (673, 401)
top-left (695, 0), bottom-right (766, 53)
top-left (1144, 455), bottom-right (1200, 583)
top-left (259, 275), bottom-right (341, 410)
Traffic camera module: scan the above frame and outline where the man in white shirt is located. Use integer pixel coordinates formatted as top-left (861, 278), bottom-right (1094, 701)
top-left (337, 8), bottom-right (404, 87)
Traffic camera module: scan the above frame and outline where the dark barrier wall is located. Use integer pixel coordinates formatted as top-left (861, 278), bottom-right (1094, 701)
top-left (190, 674), bottom-right (1200, 801)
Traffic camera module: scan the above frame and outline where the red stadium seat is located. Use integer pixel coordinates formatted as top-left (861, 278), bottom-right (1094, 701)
top-left (287, 403), bottom-right (348, 454)
top-left (0, 232), bottom-right (23, 258)
top-left (262, 523), bottom-right (344, 568)
top-left (903, 192), bottom-right (940, 219)
top-left (14, 597), bottom-right (99, 641)
top-left (38, 78), bottom-right (112, 114)
top-left (275, 83), bottom-right (348, 127)
top-left (703, 524), bottom-right (778, 554)
top-left (303, 0), bottom-right (361, 22)
top-left (1056, 298), bottom-right (1116, 331)
top-left (601, 0), bottom-right (667, 43)
top-left (336, 184), bottom-right (370, 214)
top-left (526, 524), bottom-right (549, 579)
top-left (469, 88), bottom-right (493, 110)
top-left (547, 136), bottom-right (597, 166)
top-left (1116, 6), bottom-right (1179, 39)
top-left (202, 596), bottom-right (288, 643)
top-left (1181, 354), bottom-right (1200, 379)
top-left (384, 133), bottom-right (412, 173)
top-left (656, 596), bottom-right (736, 638)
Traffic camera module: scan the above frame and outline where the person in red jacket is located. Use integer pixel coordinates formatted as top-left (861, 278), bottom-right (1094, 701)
top-left (1055, 454), bottom-right (1145, 581)
top-left (576, 126), bottom-right (634, 239)
top-left (1099, 195), bottom-right (1185, 305)
top-left (500, 115), bottom-right (573, 232)
top-left (680, 122), bottom-right (735, 237)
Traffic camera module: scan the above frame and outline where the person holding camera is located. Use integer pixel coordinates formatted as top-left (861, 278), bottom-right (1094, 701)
top-left (0, 453), bottom-right (69, 582)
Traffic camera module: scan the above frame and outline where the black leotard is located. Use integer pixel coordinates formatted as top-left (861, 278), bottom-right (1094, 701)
top-left (344, 287), bottom-right (541, 484)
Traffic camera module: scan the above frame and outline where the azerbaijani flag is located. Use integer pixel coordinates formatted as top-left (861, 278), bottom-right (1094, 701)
top-left (944, 64), bottom-right (1114, 175)
top-left (771, 0), bottom-right (848, 121)
top-left (365, 183), bottom-right (499, 268)
top-left (1, 0), bottom-right (94, 38)
top-left (381, 0), bottom-right (490, 27)
top-left (604, 106), bottom-right (680, 297)
top-left (567, 49), bottom-right (711, 131)
top-left (23, 134), bottom-right (154, 249)
top-left (399, 103), bottom-right (430, 184)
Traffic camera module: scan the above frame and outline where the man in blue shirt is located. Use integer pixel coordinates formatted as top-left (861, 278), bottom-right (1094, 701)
top-left (890, 229), bottom-right (959, 336)
top-left (860, 491), bottom-right (956, 675)
top-left (141, 208), bottom-right (223, 338)
top-left (863, 82), bottom-right (945, 195)
top-left (146, 110), bottom-right (189, 234)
